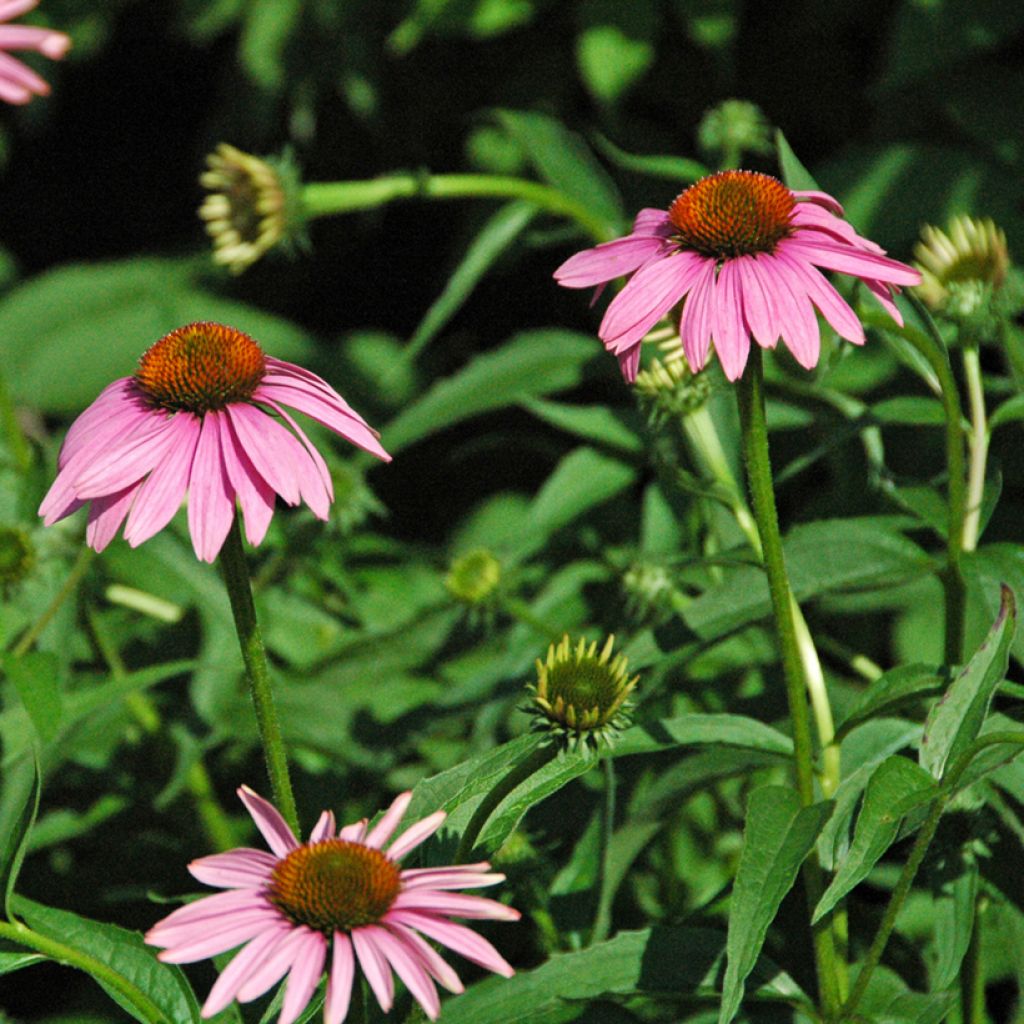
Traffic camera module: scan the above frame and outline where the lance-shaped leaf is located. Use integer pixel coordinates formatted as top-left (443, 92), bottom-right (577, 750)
top-left (719, 786), bottom-right (833, 1024)
top-left (920, 584), bottom-right (1016, 779)
top-left (0, 753), bottom-right (40, 919)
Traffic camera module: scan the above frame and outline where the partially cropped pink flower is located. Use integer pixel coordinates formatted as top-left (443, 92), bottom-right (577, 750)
top-left (0, 0), bottom-right (70, 105)
top-left (554, 170), bottom-right (921, 382)
top-left (146, 787), bottom-right (519, 1024)
top-left (39, 321), bottom-right (391, 562)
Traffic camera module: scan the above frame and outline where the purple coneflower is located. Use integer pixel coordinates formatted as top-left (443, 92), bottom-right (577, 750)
top-left (554, 170), bottom-right (921, 382)
top-left (0, 0), bottom-right (70, 105)
top-left (146, 787), bottom-right (518, 1024)
top-left (39, 321), bottom-right (390, 562)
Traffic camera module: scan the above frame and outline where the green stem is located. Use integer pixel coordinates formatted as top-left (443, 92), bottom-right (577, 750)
top-left (10, 547), bottom-right (95, 657)
top-left (0, 369), bottom-right (32, 474)
top-left (735, 348), bottom-right (841, 1015)
top-left (0, 920), bottom-right (168, 1023)
top-left (218, 513), bottom-right (299, 836)
top-left (841, 731), bottom-right (1024, 1020)
top-left (903, 291), bottom-right (968, 664)
top-left (961, 344), bottom-right (989, 553)
top-left (960, 897), bottom-right (985, 1024)
top-left (454, 742), bottom-right (557, 863)
top-left (590, 756), bottom-right (617, 946)
top-left (501, 596), bottom-right (561, 641)
top-left (302, 173), bottom-right (613, 243)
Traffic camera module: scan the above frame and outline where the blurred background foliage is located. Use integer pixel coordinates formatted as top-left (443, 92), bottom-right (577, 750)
top-left (2, 0), bottom-right (1024, 1020)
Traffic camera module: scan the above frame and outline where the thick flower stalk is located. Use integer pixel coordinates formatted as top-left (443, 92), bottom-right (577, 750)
top-left (38, 322), bottom-right (390, 563)
top-left (0, 0), bottom-right (70, 105)
top-left (554, 170), bottom-right (920, 381)
top-left (147, 787), bottom-right (519, 1024)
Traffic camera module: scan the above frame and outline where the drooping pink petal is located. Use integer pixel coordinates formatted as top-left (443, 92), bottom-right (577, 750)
top-left (201, 926), bottom-right (293, 1017)
top-left (150, 904), bottom-right (280, 951)
top-left (761, 255), bottom-right (821, 369)
top-left (386, 810), bottom-right (445, 861)
top-left (218, 420), bottom-right (276, 546)
top-left (791, 203), bottom-right (868, 250)
top-left (235, 927), bottom-right (313, 1003)
top-left (792, 189), bottom-right (845, 216)
top-left (711, 259), bottom-right (750, 381)
top-left (745, 256), bottom-right (783, 346)
top-left (278, 930), bottom-right (327, 1024)
top-left (388, 911), bottom-right (515, 977)
top-left (391, 891), bottom-right (520, 920)
top-left (385, 922), bottom-right (463, 994)
top-left (785, 236), bottom-right (922, 286)
top-left (122, 413), bottom-right (202, 548)
top-left (85, 483), bottom-right (142, 552)
top-left (364, 792), bottom-right (413, 850)
top-left (254, 399), bottom-right (332, 520)
top-left (58, 379), bottom-right (141, 465)
top-left (617, 345), bottom-right (642, 383)
top-left (365, 925), bottom-right (440, 1020)
top-left (863, 277), bottom-right (904, 325)
top-left (351, 927), bottom-right (395, 1012)
top-left (630, 207), bottom-right (674, 236)
top-left (188, 848), bottom-right (277, 889)
top-left (156, 910), bottom-right (282, 963)
top-left (186, 411), bottom-right (235, 563)
top-left (325, 933), bottom-right (356, 1024)
top-left (146, 888), bottom-right (274, 937)
top-left (553, 235), bottom-right (670, 288)
top-left (732, 256), bottom-right (777, 351)
top-left (679, 260), bottom-right (716, 373)
top-left (71, 412), bottom-right (181, 498)
top-left (775, 249), bottom-right (865, 345)
top-left (238, 785), bottom-right (299, 858)
top-left (225, 403), bottom-right (302, 506)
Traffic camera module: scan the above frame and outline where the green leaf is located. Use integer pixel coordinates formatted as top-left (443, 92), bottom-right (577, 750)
top-left (0, 950), bottom-right (45, 975)
top-left (835, 664), bottom-right (946, 741)
top-left (920, 584), bottom-right (1016, 779)
top-left (931, 856), bottom-right (978, 991)
top-left (2, 651), bottom-right (63, 743)
top-left (0, 753), bottom-right (40, 918)
top-left (872, 396), bottom-right (948, 426)
top-left (520, 397), bottom-right (643, 454)
top-left (592, 133), bottom-right (708, 183)
top-left (719, 786), bottom-right (833, 1024)
top-left (775, 130), bottom-right (820, 192)
top-left (685, 518), bottom-right (931, 640)
top-left (11, 896), bottom-right (201, 1024)
top-left (813, 756), bottom-right (936, 924)
top-left (856, 965), bottom-right (956, 1024)
top-left (405, 201), bottom-right (537, 359)
top-left (0, 258), bottom-right (315, 415)
top-left (616, 713), bottom-right (793, 759)
top-left (988, 392), bottom-right (1024, 432)
top-left (576, 25), bottom-right (653, 104)
top-left (493, 110), bottom-right (623, 232)
top-left (441, 926), bottom-right (808, 1024)
top-left (383, 329), bottom-right (597, 453)
top-left (239, 0), bottom-right (302, 89)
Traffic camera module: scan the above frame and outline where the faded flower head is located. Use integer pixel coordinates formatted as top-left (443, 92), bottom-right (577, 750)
top-left (147, 787), bottom-right (518, 1024)
top-left (0, 0), bottom-right (70, 105)
top-left (38, 321), bottom-right (390, 562)
top-left (528, 634), bottom-right (638, 751)
top-left (696, 99), bottom-right (773, 165)
top-left (555, 170), bottom-right (920, 382)
top-left (199, 144), bottom-right (302, 275)
top-left (914, 215), bottom-right (1011, 317)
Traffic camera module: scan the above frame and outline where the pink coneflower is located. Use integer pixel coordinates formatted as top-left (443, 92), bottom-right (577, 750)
top-left (38, 321), bottom-right (391, 562)
top-left (146, 787), bottom-right (519, 1024)
top-left (554, 170), bottom-right (922, 382)
top-left (0, 0), bottom-right (70, 105)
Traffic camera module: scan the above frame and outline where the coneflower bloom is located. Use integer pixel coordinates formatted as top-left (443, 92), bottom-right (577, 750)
top-left (38, 322), bottom-right (390, 562)
top-left (554, 170), bottom-right (921, 382)
top-left (0, 0), bottom-right (70, 105)
top-left (146, 787), bottom-right (519, 1024)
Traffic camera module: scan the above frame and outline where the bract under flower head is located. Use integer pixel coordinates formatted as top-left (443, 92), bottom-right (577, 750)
top-left (146, 787), bottom-right (519, 1024)
top-left (0, 0), bottom-right (70, 106)
top-left (38, 321), bottom-right (391, 563)
top-left (554, 170), bottom-right (921, 382)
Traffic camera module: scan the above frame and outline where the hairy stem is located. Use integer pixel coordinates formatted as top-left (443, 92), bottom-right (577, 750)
top-left (961, 344), bottom-right (989, 552)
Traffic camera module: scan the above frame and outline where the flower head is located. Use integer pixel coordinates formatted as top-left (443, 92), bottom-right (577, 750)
top-left (914, 215), bottom-right (1011, 315)
top-left (445, 548), bottom-right (502, 608)
top-left (146, 787), bottom-right (519, 1024)
top-left (38, 322), bottom-right (391, 563)
top-left (527, 634), bottom-right (638, 752)
top-left (554, 170), bottom-right (921, 382)
top-left (0, 0), bottom-right (70, 106)
top-left (199, 144), bottom-right (302, 275)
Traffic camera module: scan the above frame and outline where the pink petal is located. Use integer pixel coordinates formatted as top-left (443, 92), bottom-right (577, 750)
top-left (0, 49), bottom-right (48, 97)
top-left (386, 811), bottom-right (445, 861)
top-left (399, 866), bottom-right (505, 891)
top-left (225, 403), bottom-right (302, 506)
top-left (85, 482), bottom-right (142, 552)
top-left (309, 810), bottom-right (337, 845)
top-left (235, 926), bottom-right (312, 1003)
top-left (599, 250), bottom-right (705, 351)
top-left (617, 345), bottom-right (642, 383)
top-left (201, 925), bottom-right (293, 1017)
top-left (863, 278), bottom-right (904, 325)
top-left (391, 891), bottom-right (520, 921)
top-left (775, 249), bottom-right (865, 345)
top-left (238, 785), bottom-right (298, 858)
top-left (278, 930), bottom-right (327, 1024)
top-left (385, 922), bottom-right (463, 994)
top-left (792, 189), bottom-right (845, 216)
top-left (785, 236), bottom-right (921, 286)
top-left (122, 413), bottom-right (201, 548)
top-left (58, 380), bottom-right (140, 466)
top-left (553, 236), bottom-right (670, 288)
top-left (156, 910), bottom-right (282, 963)
top-left (1, 1), bottom-right (48, 22)
top-left (147, 890), bottom-right (273, 938)
top-left (711, 260), bottom-right (750, 381)
top-left (365, 792), bottom-right (413, 850)
top-left (72, 412), bottom-right (181, 498)
top-left (732, 256), bottom-right (777, 350)
top-left (255, 399), bottom-right (332, 519)
top-left (351, 927), bottom-right (394, 1012)
top-left (387, 911), bottom-right (515, 978)
top-left (188, 848), bottom-right (277, 889)
top-left (338, 820), bottom-right (368, 843)
top-left (791, 203), bottom-right (868, 250)
top-left (761, 255), bottom-right (821, 369)
top-left (325, 933), bottom-right (355, 1024)
top-left (630, 208), bottom-right (674, 236)
top-left (679, 261), bottom-right (716, 373)
top-left (187, 411), bottom-right (236, 563)
top-left (364, 926), bottom-right (440, 1020)
top-left (218, 421), bottom-right (276, 547)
